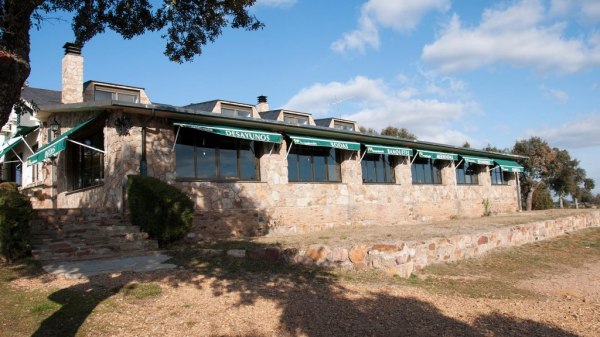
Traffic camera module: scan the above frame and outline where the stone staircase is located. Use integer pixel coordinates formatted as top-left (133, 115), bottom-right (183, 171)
top-left (31, 208), bottom-right (159, 262)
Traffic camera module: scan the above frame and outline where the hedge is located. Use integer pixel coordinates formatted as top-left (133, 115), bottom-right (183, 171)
top-left (0, 186), bottom-right (32, 262)
top-left (127, 175), bottom-right (193, 246)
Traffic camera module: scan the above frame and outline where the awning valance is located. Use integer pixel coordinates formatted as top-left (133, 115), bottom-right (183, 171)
top-left (173, 121), bottom-right (282, 144)
top-left (27, 115), bottom-right (99, 165)
top-left (288, 134), bottom-right (360, 151)
top-left (0, 136), bottom-right (24, 161)
top-left (461, 155), bottom-right (493, 165)
top-left (417, 150), bottom-right (458, 161)
top-left (365, 144), bottom-right (413, 156)
top-left (494, 159), bottom-right (524, 173)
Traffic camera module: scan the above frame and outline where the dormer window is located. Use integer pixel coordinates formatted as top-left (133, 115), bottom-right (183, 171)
top-left (334, 121), bottom-right (355, 131)
top-left (94, 87), bottom-right (139, 103)
top-left (284, 113), bottom-right (309, 125)
top-left (221, 105), bottom-right (251, 118)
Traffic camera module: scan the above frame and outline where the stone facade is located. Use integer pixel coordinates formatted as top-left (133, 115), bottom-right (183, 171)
top-left (61, 53), bottom-right (83, 104)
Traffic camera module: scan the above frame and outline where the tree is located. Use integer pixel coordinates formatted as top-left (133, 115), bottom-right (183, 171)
top-left (482, 144), bottom-right (509, 153)
top-left (532, 182), bottom-right (554, 210)
top-left (358, 126), bottom-right (378, 135)
top-left (380, 126), bottom-right (417, 140)
top-left (513, 137), bottom-right (555, 211)
top-left (462, 141), bottom-right (471, 148)
top-left (547, 149), bottom-right (579, 209)
top-left (0, 0), bottom-right (262, 128)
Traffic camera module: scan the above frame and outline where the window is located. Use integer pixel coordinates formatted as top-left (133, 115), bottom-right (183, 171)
top-left (175, 128), bottom-right (259, 180)
top-left (288, 144), bottom-right (341, 182)
top-left (221, 105), bottom-right (252, 118)
top-left (411, 157), bottom-right (443, 184)
top-left (94, 88), bottom-right (139, 103)
top-left (334, 121), bottom-right (355, 131)
top-left (361, 153), bottom-right (395, 183)
top-left (456, 162), bottom-right (480, 185)
top-left (283, 114), bottom-right (309, 126)
top-left (490, 167), bottom-right (508, 185)
top-left (8, 153), bottom-right (22, 186)
top-left (69, 130), bottom-right (104, 190)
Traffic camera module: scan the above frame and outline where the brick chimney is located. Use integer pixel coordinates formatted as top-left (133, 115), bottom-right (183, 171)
top-left (256, 95), bottom-right (269, 113)
top-left (61, 42), bottom-right (83, 104)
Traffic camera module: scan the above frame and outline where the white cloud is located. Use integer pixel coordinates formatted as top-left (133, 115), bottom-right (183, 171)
top-left (534, 113), bottom-right (600, 148)
top-left (422, 0), bottom-right (600, 73)
top-left (331, 0), bottom-right (450, 53)
top-left (550, 0), bottom-right (600, 23)
top-left (284, 75), bottom-right (476, 145)
top-left (540, 85), bottom-right (569, 103)
top-left (254, 0), bottom-right (296, 8)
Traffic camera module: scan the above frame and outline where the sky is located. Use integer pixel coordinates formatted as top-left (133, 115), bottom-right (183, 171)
top-left (27, 0), bottom-right (600, 193)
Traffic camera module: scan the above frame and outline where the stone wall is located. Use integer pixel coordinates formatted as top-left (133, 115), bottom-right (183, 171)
top-left (28, 110), bottom-right (520, 238)
top-left (222, 211), bottom-right (600, 278)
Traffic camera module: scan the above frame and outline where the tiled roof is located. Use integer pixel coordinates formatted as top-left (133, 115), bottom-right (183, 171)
top-left (21, 87), bottom-right (62, 107)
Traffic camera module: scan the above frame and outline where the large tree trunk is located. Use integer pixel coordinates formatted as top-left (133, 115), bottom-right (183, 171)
top-left (0, 1), bottom-right (38, 128)
top-left (574, 197), bottom-right (579, 209)
top-left (526, 188), bottom-right (534, 211)
top-left (559, 194), bottom-right (564, 209)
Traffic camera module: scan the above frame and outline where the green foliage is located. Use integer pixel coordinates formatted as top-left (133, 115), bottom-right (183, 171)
top-left (482, 198), bottom-right (491, 217)
top-left (127, 175), bottom-right (193, 246)
top-left (532, 183), bottom-right (554, 210)
top-left (0, 189), bottom-right (32, 262)
top-left (380, 126), bottom-right (417, 140)
top-left (0, 182), bottom-right (17, 191)
top-left (358, 126), bottom-right (378, 135)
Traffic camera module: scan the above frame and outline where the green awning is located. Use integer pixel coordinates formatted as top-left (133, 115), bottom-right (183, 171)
top-left (461, 155), bottom-right (493, 165)
top-left (365, 144), bottom-right (413, 156)
top-left (15, 125), bottom-right (39, 137)
top-left (289, 134), bottom-right (360, 151)
top-left (27, 115), bottom-right (99, 166)
top-left (417, 150), bottom-right (458, 161)
top-left (0, 136), bottom-right (24, 161)
top-left (174, 121), bottom-right (282, 144)
top-left (494, 159), bottom-right (524, 173)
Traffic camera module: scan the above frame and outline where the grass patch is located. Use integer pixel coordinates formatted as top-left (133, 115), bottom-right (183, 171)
top-left (407, 227), bottom-right (600, 299)
top-left (120, 283), bottom-right (162, 300)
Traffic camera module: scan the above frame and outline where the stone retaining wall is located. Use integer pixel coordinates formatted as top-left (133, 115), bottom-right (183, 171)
top-left (216, 211), bottom-right (600, 278)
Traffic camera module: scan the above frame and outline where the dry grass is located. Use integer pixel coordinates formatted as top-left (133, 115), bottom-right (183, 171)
top-left (252, 209), bottom-right (594, 248)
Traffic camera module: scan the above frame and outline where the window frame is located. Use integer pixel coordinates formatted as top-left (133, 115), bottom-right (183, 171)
top-left (94, 87), bottom-right (140, 103)
top-left (283, 113), bottom-right (309, 126)
top-left (334, 121), bottom-right (355, 131)
top-left (411, 157), bottom-right (443, 185)
top-left (287, 143), bottom-right (342, 183)
top-left (455, 161), bottom-right (480, 185)
top-left (175, 128), bottom-right (261, 182)
top-left (220, 104), bottom-right (252, 118)
top-left (361, 153), bottom-right (395, 184)
top-left (67, 125), bottom-right (105, 191)
top-left (490, 166), bottom-right (508, 185)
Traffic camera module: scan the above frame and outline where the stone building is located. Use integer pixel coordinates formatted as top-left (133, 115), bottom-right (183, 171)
top-left (0, 44), bottom-right (525, 238)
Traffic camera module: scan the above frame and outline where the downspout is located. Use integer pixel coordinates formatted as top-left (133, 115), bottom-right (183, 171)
top-left (140, 108), bottom-right (155, 176)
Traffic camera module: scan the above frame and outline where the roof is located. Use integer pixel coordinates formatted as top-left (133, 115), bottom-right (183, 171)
top-left (83, 80), bottom-right (145, 91)
top-left (34, 100), bottom-right (527, 161)
top-left (21, 87), bottom-right (62, 107)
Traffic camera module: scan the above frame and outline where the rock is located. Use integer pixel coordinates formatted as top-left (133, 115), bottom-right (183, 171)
top-left (349, 245), bottom-right (369, 263)
top-left (305, 244), bottom-right (330, 263)
top-left (477, 236), bottom-right (489, 245)
top-left (329, 247), bottom-right (349, 263)
top-left (371, 244), bottom-right (399, 253)
top-left (226, 249), bottom-right (246, 258)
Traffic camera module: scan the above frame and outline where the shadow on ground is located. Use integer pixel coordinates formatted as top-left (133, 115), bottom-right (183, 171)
top-left (29, 245), bottom-right (578, 337)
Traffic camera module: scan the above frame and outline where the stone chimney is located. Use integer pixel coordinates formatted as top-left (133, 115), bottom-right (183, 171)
top-left (61, 42), bottom-right (83, 104)
top-left (256, 95), bottom-right (269, 113)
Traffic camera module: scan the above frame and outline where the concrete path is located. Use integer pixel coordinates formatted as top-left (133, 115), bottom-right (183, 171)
top-left (43, 252), bottom-right (177, 279)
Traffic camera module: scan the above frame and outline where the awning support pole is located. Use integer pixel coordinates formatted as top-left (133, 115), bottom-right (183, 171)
top-left (10, 148), bottom-right (24, 164)
top-left (359, 150), bottom-right (367, 162)
top-left (21, 137), bottom-right (34, 154)
top-left (454, 159), bottom-right (463, 171)
top-left (454, 159), bottom-right (463, 186)
top-left (67, 139), bottom-right (105, 154)
top-left (409, 153), bottom-right (418, 165)
top-left (268, 143), bottom-right (274, 157)
top-left (284, 141), bottom-right (294, 160)
top-left (515, 172), bottom-right (522, 211)
top-left (172, 126), bottom-right (181, 152)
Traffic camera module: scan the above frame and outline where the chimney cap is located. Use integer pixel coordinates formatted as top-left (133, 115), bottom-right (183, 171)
top-left (257, 95), bottom-right (267, 103)
top-left (63, 42), bottom-right (82, 55)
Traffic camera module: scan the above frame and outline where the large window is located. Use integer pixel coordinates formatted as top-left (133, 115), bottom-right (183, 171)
top-left (456, 162), bottom-right (480, 185)
top-left (283, 113), bottom-right (309, 126)
top-left (334, 121), bottom-right (355, 131)
top-left (221, 105), bottom-right (251, 118)
top-left (176, 128), bottom-right (259, 181)
top-left (69, 131), bottom-right (104, 190)
top-left (411, 157), bottom-right (443, 184)
top-left (94, 87), bottom-right (139, 103)
top-left (490, 167), bottom-right (508, 185)
top-left (288, 144), bottom-right (341, 182)
top-left (361, 153), bottom-right (395, 183)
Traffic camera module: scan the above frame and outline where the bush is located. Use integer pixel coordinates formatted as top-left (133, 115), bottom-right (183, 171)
top-left (0, 182), bottom-right (17, 191)
top-left (532, 184), bottom-right (554, 210)
top-left (0, 188), bottom-right (32, 262)
top-left (127, 175), bottom-right (193, 246)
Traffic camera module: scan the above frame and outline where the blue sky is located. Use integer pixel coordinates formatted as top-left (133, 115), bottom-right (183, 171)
top-left (28, 0), bottom-right (600, 193)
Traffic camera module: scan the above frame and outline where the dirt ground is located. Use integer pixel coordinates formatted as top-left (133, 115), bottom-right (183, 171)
top-left (254, 209), bottom-right (595, 248)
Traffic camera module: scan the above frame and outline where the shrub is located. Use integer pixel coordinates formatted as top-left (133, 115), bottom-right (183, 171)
top-left (532, 183), bottom-right (554, 210)
top-left (0, 188), bottom-right (33, 262)
top-left (127, 175), bottom-right (193, 246)
top-left (0, 182), bottom-right (17, 191)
